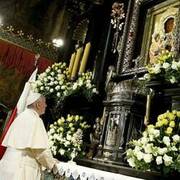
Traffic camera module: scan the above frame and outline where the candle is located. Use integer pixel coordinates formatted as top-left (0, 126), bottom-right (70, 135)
top-left (71, 47), bottom-right (83, 80)
top-left (79, 42), bottom-right (91, 74)
top-left (68, 52), bottom-right (76, 76)
top-left (144, 94), bottom-right (151, 126)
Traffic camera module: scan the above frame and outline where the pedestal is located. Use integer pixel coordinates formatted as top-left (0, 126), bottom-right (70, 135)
top-left (94, 80), bottom-right (146, 164)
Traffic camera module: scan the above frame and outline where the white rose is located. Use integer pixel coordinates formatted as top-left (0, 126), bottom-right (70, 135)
top-left (86, 83), bottom-right (92, 89)
top-left (136, 151), bottom-right (144, 160)
top-left (59, 149), bottom-right (65, 155)
top-left (127, 158), bottom-right (136, 167)
top-left (163, 154), bottom-right (173, 166)
top-left (143, 131), bottom-right (148, 137)
top-left (169, 76), bottom-right (176, 84)
top-left (162, 62), bottom-right (170, 69)
top-left (54, 81), bottom-right (58, 85)
top-left (50, 88), bottom-right (54, 93)
top-left (49, 82), bottom-right (54, 86)
top-left (59, 80), bottom-right (63, 85)
top-left (61, 85), bottom-right (66, 90)
top-left (57, 92), bottom-right (61, 97)
top-left (143, 154), bottom-right (153, 163)
top-left (141, 137), bottom-right (148, 144)
top-left (163, 136), bottom-right (170, 146)
top-left (55, 85), bottom-right (60, 90)
top-left (51, 72), bottom-right (55, 76)
top-left (156, 156), bottom-right (163, 165)
top-left (47, 76), bottom-right (51, 80)
top-left (70, 152), bottom-right (76, 159)
top-left (44, 77), bottom-right (48, 82)
top-left (143, 73), bottom-right (151, 80)
top-left (78, 80), bottom-right (83, 86)
top-left (92, 88), bottom-right (97, 93)
top-left (144, 143), bottom-right (153, 154)
top-left (46, 68), bottom-right (50, 73)
top-left (73, 83), bottom-right (78, 90)
top-left (172, 134), bottom-right (180, 142)
top-left (45, 86), bottom-right (50, 90)
top-left (66, 134), bottom-right (72, 141)
top-left (58, 74), bottom-right (64, 80)
top-left (48, 140), bottom-right (54, 147)
top-left (49, 128), bottom-right (55, 134)
top-left (149, 135), bottom-right (154, 141)
top-left (158, 147), bottom-right (167, 155)
top-left (177, 61), bottom-right (180, 68)
top-left (154, 64), bottom-right (161, 74)
top-left (171, 61), bottom-right (178, 70)
top-left (134, 146), bottom-right (141, 153)
top-left (170, 146), bottom-right (177, 151)
top-left (153, 129), bottom-right (160, 137)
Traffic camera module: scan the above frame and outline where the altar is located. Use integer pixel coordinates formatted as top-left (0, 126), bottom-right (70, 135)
top-left (51, 162), bottom-right (144, 180)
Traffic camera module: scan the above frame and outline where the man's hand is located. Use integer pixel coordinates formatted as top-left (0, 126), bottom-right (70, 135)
top-left (52, 164), bottom-right (58, 175)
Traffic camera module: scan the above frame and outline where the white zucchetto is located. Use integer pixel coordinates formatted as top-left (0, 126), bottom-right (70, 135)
top-left (26, 91), bottom-right (42, 106)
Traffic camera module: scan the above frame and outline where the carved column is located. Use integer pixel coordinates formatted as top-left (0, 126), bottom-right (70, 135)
top-left (94, 80), bottom-right (145, 164)
top-left (116, 0), bottom-right (133, 73)
top-left (122, 0), bottom-right (143, 72)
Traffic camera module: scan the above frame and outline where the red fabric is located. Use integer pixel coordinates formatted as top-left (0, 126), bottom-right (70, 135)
top-left (0, 40), bottom-right (53, 76)
top-left (0, 107), bottom-right (17, 159)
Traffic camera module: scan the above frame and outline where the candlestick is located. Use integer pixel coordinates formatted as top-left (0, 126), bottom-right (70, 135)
top-left (144, 89), bottom-right (153, 126)
top-left (79, 42), bottom-right (91, 74)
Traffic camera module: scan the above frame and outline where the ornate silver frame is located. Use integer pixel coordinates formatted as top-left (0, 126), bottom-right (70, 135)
top-left (116, 0), bottom-right (180, 75)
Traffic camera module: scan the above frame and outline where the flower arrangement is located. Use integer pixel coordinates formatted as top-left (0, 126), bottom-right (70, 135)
top-left (126, 110), bottom-right (180, 175)
top-left (143, 51), bottom-right (180, 84)
top-left (48, 114), bottom-right (90, 160)
top-left (32, 62), bottom-right (70, 102)
top-left (33, 63), bottom-right (98, 103)
top-left (67, 72), bottom-right (98, 101)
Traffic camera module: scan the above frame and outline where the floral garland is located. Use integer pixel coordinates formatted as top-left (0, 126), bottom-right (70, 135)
top-left (143, 51), bottom-right (180, 84)
top-left (48, 114), bottom-right (90, 160)
top-left (126, 110), bottom-right (180, 175)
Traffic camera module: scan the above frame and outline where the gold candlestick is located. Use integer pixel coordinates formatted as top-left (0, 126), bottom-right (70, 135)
top-left (144, 89), bottom-right (153, 126)
top-left (79, 42), bottom-right (91, 74)
top-left (68, 52), bottom-right (76, 76)
top-left (71, 47), bottom-right (83, 80)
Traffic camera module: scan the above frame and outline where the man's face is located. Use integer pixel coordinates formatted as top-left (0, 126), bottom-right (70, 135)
top-left (38, 96), bottom-right (47, 115)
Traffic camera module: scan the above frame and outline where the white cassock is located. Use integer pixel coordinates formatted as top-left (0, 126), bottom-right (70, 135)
top-left (0, 108), bottom-right (56, 180)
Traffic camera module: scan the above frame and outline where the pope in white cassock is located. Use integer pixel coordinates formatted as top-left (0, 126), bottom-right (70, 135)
top-left (0, 72), bottom-right (59, 179)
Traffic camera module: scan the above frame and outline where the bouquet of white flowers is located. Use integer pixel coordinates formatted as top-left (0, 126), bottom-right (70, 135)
top-left (126, 110), bottom-right (180, 175)
top-left (32, 62), bottom-right (70, 102)
top-left (48, 114), bottom-right (90, 160)
top-left (33, 63), bottom-right (98, 103)
top-left (67, 72), bottom-right (98, 101)
top-left (143, 51), bottom-right (180, 84)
